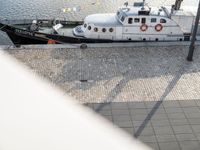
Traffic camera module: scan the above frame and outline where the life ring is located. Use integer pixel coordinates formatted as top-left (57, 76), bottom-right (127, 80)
top-left (140, 24), bottom-right (148, 32)
top-left (155, 24), bottom-right (163, 32)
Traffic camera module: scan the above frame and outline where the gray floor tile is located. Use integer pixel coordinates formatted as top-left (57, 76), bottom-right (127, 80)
top-left (130, 108), bottom-right (148, 115)
top-left (195, 100), bottom-right (200, 107)
top-left (167, 113), bottom-right (186, 119)
top-left (156, 134), bottom-right (177, 142)
top-left (147, 108), bottom-right (166, 114)
top-left (159, 142), bottom-right (181, 150)
top-left (195, 133), bottom-right (200, 141)
top-left (134, 126), bottom-right (155, 136)
top-left (112, 115), bottom-right (131, 122)
top-left (191, 125), bottom-right (200, 133)
top-left (111, 102), bottom-right (128, 109)
top-left (138, 135), bottom-right (157, 143)
top-left (184, 112), bottom-right (200, 119)
top-left (154, 126), bottom-right (174, 135)
top-left (179, 101), bottom-right (197, 107)
top-left (151, 119), bottom-right (171, 127)
top-left (151, 113), bottom-right (168, 120)
top-left (145, 101), bottom-right (164, 109)
top-left (172, 125), bottom-right (193, 134)
top-left (165, 107), bottom-right (183, 114)
top-left (112, 109), bottom-right (129, 115)
top-left (145, 142), bottom-right (160, 150)
top-left (179, 141), bottom-right (200, 150)
top-left (188, 118), bottom-right (200, 125)
top-left (132, 120), bottom-right (152, 127)
top-left (182, 107), bottom-right (200, 113)
top-left (113, 120), bottom-right (133, 128)
top-left (98, 110), bottom-right (112, 116)
top-left (162, 101), bottom-right (180, 108)
top-left (93, 103), bottom-right (111, 110)
top-left (131, 114), bottom-right (149, 121)
top-left (170, 118), bottom-right (189, 126)
top-left (121, 127), bottom-right (134, 135)
top-left (128, 102), bottom-right (146, 109)
top-left (102, 115), bottom-right (113, 122)
top-left (176, 134), bottom-right (198, 141)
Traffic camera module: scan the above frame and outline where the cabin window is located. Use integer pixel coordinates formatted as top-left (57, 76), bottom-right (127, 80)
top-left (151, 18), bottom-right (157, 23)
top-left (109, 28), bottom-right (114, 32)
top-left (94, 27), bottom-right (98, 32)
top-left (121, 16), bottom-right (125, 22)
top-left (141, 18), bottom-right (146, 24)
top-left (84, 24), bottom-right (87, 28)
top-left (88, 26), bottom-right (91, 30)
top-left (160, 19), bottom-right (167, 23)
top-left (134, 18), bottom-right (140, 23)
top-left (102, 28), bottom-right (106, 32)
top-left (128, 18), bottom-right (133, 24)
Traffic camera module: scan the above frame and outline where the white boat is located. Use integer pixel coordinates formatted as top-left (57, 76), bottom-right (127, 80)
top-left (73, 0), bottom-right (199, 42)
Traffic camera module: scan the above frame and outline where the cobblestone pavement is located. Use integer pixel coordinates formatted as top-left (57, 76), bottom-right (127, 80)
top-left (4, 44), bottom-right (200, 150)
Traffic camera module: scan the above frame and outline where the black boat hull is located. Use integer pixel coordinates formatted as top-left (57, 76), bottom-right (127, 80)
top-left (0, 20), bottom-right (114, 45)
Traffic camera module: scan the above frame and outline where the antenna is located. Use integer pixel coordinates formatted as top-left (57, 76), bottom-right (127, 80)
top-left (142, 0), bottom-right (145, 10)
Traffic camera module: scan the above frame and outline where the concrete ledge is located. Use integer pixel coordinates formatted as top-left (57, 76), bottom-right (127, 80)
top-left (1, 41), bottom-right (200, 50)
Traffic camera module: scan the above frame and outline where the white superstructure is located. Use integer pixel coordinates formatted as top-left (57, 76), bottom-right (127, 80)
top-left (73, 0), bottom-right (198, 42)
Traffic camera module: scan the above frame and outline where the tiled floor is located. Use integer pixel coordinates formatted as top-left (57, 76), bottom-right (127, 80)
top-left (85, 100), bottom-right (200, 150)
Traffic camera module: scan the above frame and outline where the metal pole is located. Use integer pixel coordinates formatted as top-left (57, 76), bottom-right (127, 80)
top-left (187, 0), bottom-right (200, 61)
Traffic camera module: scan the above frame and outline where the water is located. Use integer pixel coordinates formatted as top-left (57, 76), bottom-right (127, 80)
top-left (0, 0), bottom-right (198, 45)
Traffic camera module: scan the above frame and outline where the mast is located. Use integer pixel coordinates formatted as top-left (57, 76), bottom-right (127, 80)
top-left (174, 0), bottom-right (183, 10)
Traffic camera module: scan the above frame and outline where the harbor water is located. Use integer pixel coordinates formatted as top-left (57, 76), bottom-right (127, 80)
top-left (0, 0), bottom-right (198, 45)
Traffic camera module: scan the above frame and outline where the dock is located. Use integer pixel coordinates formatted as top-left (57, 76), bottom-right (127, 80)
top-left (2, 42), bottom-right (200, 150)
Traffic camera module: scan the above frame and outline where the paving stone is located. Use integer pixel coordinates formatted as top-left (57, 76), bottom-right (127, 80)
top-left (195, 100), bottom-right (200, 107)
top-left (176, 134), bottom-right (198, 141)
top-left (156, 134), bottom-right (176, 142)
top-left (159, 142), bottom-right (181, 150)
top-left (145, 142), bottom-right (160, 150)
top-left (147, 108), bottom-right (166, 114)
top-left (132, 120), bottom-right (152, 128)
top-left (172, 125), bottom-right (193, 134)
top-left (145, 101), bottom-right (164, 109)
top-left (179, 141), bottom-right (200, 150)
top-left (154, 126), bottom-right (174, 135)
top-left (151, 113), bottom-right (168, 120)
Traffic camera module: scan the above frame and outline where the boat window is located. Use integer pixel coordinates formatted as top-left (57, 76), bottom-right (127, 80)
top-left (134, 18), bottom-right (140, 23)
top-left (109, 28), bottom-right (114, 32)
top-left (94, 27), bottom-right (98, 32)
top-left (102, 28), bottom-right (106, 32)
top-left (84, 24), bottom-right (87, 28)
top-left (141, 18), bottom-right (146, 24)
top-left (128, 18), bottom-right (133, 24)
top-left (160, 19), bottom-right (167, 23)
top-left (88, 26), bottom-right (91, 30)
top-left (117, 11), bottom-right (120, 16)
top-left (151, 18), bottom-right (157, 23)
top-left (121, 16), bottom-right (125, 22)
